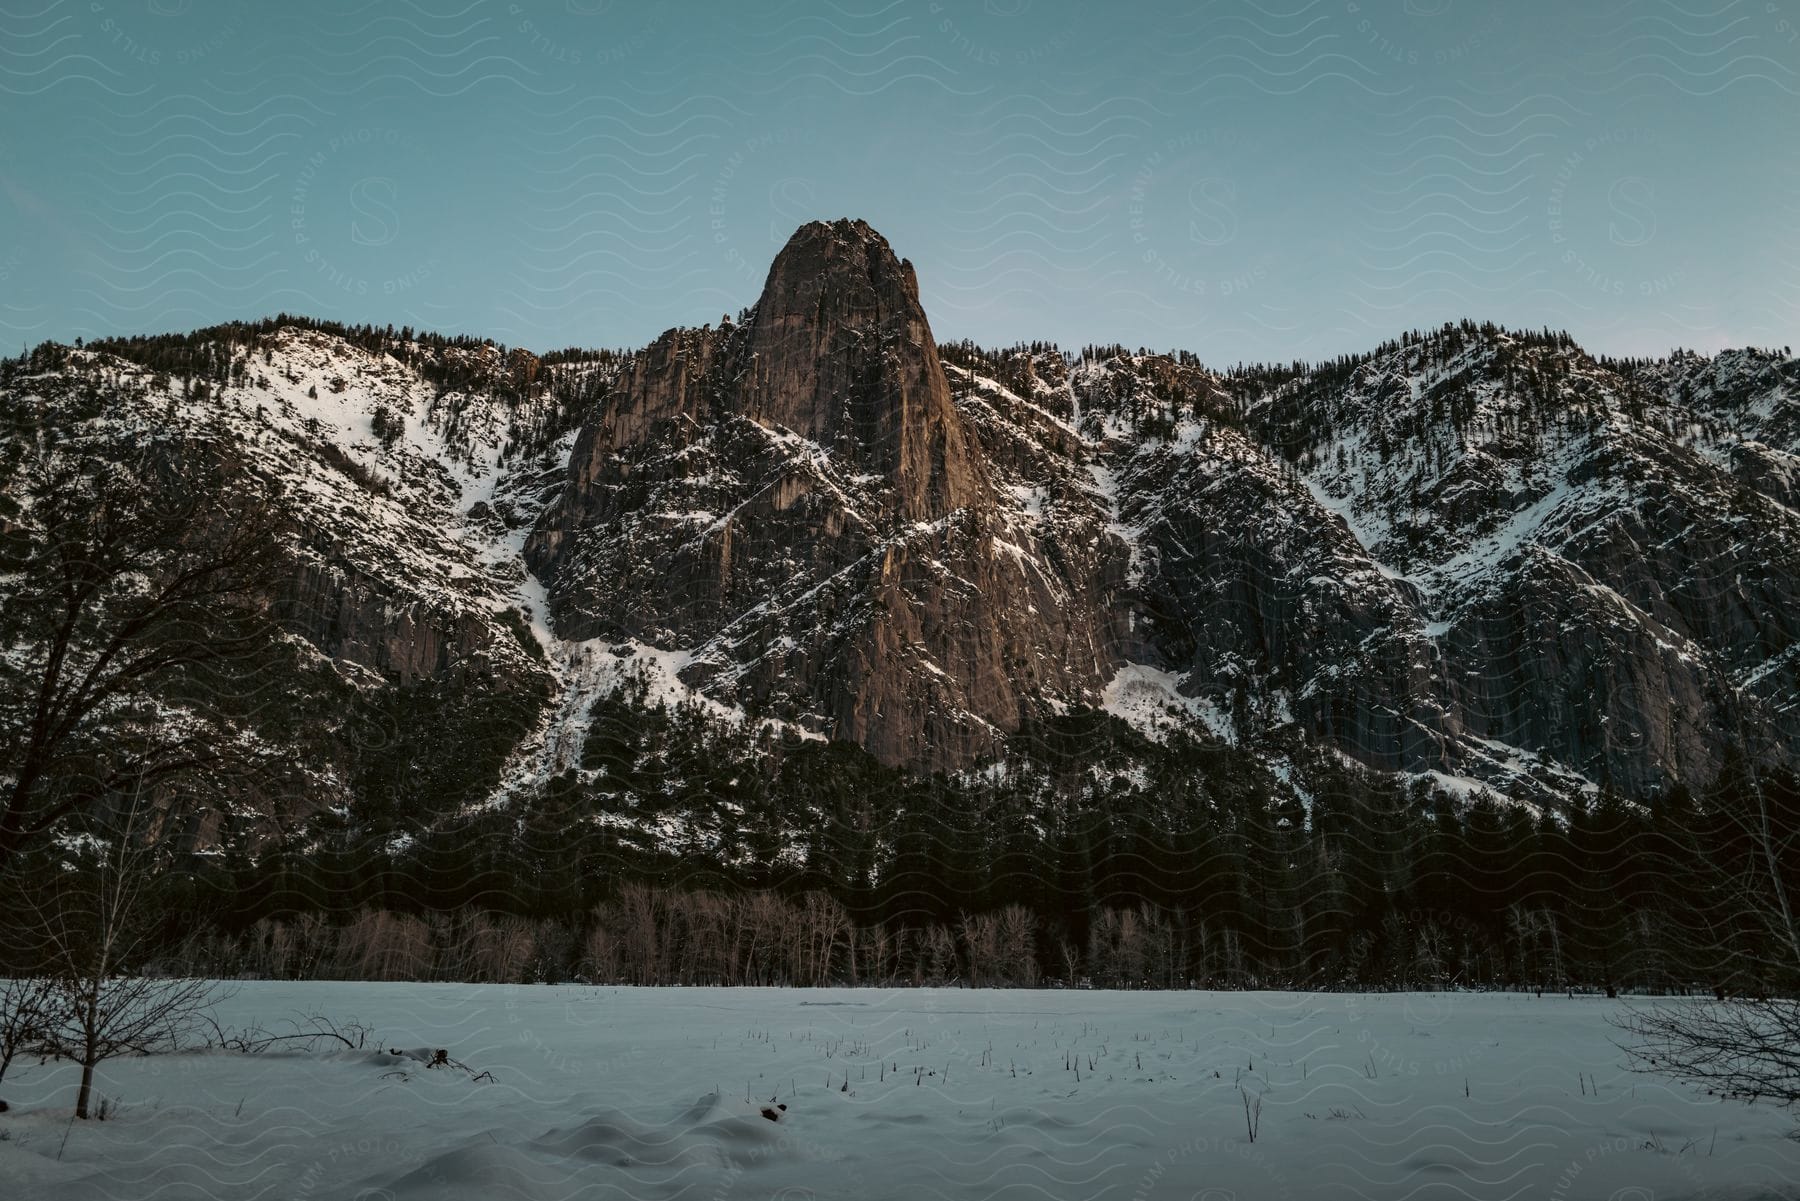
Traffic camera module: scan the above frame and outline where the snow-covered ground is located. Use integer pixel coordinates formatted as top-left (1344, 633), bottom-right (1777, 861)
top-left (4, 984), bottom-right (1799, 1200)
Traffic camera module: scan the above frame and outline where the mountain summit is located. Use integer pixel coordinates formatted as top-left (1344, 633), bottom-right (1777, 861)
top-left (741, 218), bottom-right (983, 519)
top-left (527, 219), bottom-right (1114, 768)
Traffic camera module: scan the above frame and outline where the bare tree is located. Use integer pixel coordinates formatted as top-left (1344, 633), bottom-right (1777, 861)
top-left (923, 923), bottom-right (957, 983)
top-left (0, 435), bottom-right (286, 872)
top-left (800, 892), bottom-right (850, 986)
top-left (1620, 998), bottom-right (1800, 1109)
top-left (959, 911), bottom-right (998, 987)
top-left (0, 973), bottom-right (56, 1086)
top-left (28, 785), bottom-right (228, 1118)
top-left (996, 905), bottom-right (1040, 987)
top-left (1713, 760), bottom-right (1800, 978)
top-left (1621, 755), bottom-right (1800, 1116)
top-left (1058, 938), bottom-right (1083, 986)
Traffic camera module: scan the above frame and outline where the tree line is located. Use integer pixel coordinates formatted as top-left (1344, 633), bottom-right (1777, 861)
top-left (25, 692), bottom-right (1789, 995)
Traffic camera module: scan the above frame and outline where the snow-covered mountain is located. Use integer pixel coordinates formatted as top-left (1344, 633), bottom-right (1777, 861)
top-left (4, 220), bottom-right (1796, 842)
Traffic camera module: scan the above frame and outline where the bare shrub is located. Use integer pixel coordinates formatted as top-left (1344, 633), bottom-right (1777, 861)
top-left (1620, 998), bottom-right (1800, 1109)
top-left (0, 975), bottom-right (55, 1084)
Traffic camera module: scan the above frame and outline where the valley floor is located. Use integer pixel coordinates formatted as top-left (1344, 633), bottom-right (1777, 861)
top-left (3, 984), bottom-right (1799, 1200)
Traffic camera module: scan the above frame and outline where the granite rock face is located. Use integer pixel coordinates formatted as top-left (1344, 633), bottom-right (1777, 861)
top-left (526, 220), bottom-right (1123, 769)
top-left (740, 219), bottom-right (984, 519)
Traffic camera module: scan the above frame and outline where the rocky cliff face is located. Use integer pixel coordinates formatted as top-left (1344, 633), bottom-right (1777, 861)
top-left (525, 220), bottom-right (1124, 769)
top-left (0, 323), bottom-right (609, 841)
top-left (6, 224), bottom-right (1799, 827)
top-left (1238, 332), bottom-right (1800, 799)
top-left (515, 222), bottom-right (1800, 802)
top-left (740, 219), bottom-right (984, 519)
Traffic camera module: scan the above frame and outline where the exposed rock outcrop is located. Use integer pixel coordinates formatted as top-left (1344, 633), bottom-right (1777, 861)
top-left (526, 220), bottom-right (1123, 769)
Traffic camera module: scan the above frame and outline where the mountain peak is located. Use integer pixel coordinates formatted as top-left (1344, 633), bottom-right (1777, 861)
top-left (782, 216), bottom-right (898, 251)
top-left (779, 217), bottom-right (918, 283)
top-left (744, 220), bottom-right (978, 518)
top-left (756, 218), bottom-right (921, 331)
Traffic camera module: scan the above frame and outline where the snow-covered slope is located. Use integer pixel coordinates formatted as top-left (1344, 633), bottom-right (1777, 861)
top-left (6, 232), bottom-right (1799, 833)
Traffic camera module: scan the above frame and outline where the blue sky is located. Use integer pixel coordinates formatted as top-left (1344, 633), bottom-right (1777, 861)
top-left (2, 0), bottom-right (1796, 365)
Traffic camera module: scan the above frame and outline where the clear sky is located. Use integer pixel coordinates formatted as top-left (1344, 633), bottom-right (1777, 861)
top-left (2, 0), bottom-right (1795, 366)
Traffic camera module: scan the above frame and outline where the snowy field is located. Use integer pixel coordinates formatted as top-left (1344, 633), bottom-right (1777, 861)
top-left (4, 984), bottom-right (1800, 1200)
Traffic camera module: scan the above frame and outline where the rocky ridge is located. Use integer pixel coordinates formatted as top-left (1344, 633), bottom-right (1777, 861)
top-left (5, 221), bottom-right (1798, 840)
